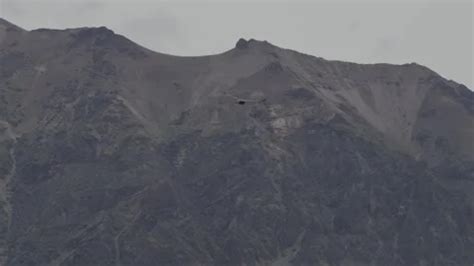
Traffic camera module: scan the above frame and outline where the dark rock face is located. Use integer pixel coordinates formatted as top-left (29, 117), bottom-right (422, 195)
top-left (235, 38), bottom-right (249, 49)
top-left (0, 19), bottom-right (473, 265)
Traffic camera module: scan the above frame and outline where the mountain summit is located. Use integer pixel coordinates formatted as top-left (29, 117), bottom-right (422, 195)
top-left (0, 18), bottom-right (24, 31)
top-left (0, 19), bottom-right (473, 265)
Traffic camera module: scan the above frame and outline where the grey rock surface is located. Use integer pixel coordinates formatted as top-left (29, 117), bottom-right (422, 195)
top-left (0, 19), bottom-right (473, 265)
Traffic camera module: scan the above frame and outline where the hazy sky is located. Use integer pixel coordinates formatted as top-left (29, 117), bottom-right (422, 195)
top-left (1, 0), bottom-right (472, 88)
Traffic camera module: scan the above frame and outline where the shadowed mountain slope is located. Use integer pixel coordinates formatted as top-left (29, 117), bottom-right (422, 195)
top-left (0, 19), bottom-right (473, 265)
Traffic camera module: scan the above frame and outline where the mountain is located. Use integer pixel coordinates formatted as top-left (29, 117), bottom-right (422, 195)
top-left (0, 19), bottom-right (473, 265)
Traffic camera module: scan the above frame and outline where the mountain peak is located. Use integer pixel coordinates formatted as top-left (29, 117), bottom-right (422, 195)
top-left (235, 38), bottom-right (274, 50)
top-left (31, 25), bottom-right (114, 36)
top-left (235, 38), bottom-right (249, 49)
top-left (0, 18), bottom-right (25, 32)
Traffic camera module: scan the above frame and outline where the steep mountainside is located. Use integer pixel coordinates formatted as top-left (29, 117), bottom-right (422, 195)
top-left (0, 19), bottom-right (473, 265)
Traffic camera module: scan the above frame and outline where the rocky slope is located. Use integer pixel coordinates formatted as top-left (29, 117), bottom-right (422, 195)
top-left (0, 19), bottom-right (473, 265)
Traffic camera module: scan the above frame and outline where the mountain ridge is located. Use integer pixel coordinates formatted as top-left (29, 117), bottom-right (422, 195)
top-left (1, 18), bottom-right (472, 166)
top-left (3, 18), bottom-right (470, 76)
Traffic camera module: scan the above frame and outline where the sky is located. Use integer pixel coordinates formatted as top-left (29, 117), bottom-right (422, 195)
top-left (1, 0), bottom-right (472, 88)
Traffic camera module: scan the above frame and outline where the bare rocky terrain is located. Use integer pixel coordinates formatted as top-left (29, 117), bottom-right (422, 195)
top-left (0, 18), bottom-right (473, 265)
